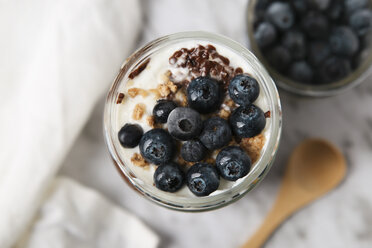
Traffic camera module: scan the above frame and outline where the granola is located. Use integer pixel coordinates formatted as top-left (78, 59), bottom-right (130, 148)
top-left (131, 153), bottom-right (149, 167)
top-left (132, 103), bottom-right (146, 120)
top-left (240, 134), bottom-right (266, 164)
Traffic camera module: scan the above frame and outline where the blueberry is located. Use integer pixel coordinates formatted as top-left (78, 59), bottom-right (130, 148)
top-left (186, 163), bottom-right (220, 196)
top-left (309, 0), bottom-right (331, 10)
top-left (350, 9), bottom-right (372, 36)
top-left (345, 0), bottom-right (368, 14)
top-left (153, 100), bottom-right (177, 123)
top-left (199, 117), bottom-right (232, 150)
top-left (154, 162), bottom-right (185, 192)
top-left (228, 74), bottom-right (260, 106)
top-left (327, 0), bottom-right (344, 20)
top-left (292, 0), bottom-right (308, 13)
top-left (118, 124), bottom-right (143, 148)
top-left (254, 0), bottom-right (272, 27)
top-left (167, 107), bottom-right (202, 141)
top-left (254, 13), bottom-right (266, 29)
top-left (266, 46), bottom-right (292, 72)
top-left (139, 129), bottom-right (175, 165)
top-left (308, 42), bottom-right (331, 66)
top-left (255, 0), bottom-right (271, 11)
top-left (318, 57), bottom-right (352, 83)
top-left (187, 77), bottom-right (222, 114)
top-left (229, 104), bottom-right (266, 138)
top-left (254, 22), bottom-right (277, 48)
top-left (181, 140), bottom-right (207, 162)
top-left (216, 146), bottom-right (252, 181)
top-left (289, 61), bottom-right (314, 83)
top-left (302, 12), bottom-right (329, 39)
top-left (330, 26), bottom-right (359, 57)
top-left (281, 30), bottom-right (307, 60)
top-left (266, 2), bottom-right (295, 30)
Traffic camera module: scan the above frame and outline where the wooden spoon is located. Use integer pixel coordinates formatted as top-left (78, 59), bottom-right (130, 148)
top-left (242, 139), bottom-right (347, 248)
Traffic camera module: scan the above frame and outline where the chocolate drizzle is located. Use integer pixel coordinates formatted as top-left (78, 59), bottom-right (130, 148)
top-left (128, 58), bottom-right (150, 79)
top-left (169, 45), bottom-right (243, 89)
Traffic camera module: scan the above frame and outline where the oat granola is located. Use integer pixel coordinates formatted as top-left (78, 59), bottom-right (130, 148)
top-left (132, 103), bottom-right (146, 120)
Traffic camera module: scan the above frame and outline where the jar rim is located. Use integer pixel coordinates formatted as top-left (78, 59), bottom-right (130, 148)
top-left (103, 31), bottom-right (282, 211)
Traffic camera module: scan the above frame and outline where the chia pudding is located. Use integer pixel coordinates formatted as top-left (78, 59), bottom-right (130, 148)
top-left (104, 32), bottom-right (281, 209)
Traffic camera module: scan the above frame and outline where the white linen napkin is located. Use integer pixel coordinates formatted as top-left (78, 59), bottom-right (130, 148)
top-left (14, 177), bottom-right (159, 248)
top-left (0, 0), bottom-right (159, 247)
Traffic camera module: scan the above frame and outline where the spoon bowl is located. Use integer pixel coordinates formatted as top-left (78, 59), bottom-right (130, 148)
top-left (290, 139), bottom-right (346, 192)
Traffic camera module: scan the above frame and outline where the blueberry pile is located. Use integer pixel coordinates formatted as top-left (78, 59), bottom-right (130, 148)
top-left (253, 0), bottom-right (372, 84)
top-left (118, 75), bottom-right (267, 196)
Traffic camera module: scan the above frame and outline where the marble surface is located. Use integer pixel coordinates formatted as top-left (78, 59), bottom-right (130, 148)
top-left (59, 0), bottom-right (372, 247)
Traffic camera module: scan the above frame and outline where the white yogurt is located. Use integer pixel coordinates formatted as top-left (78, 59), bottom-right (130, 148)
top-left (115, 40), bottom-right (271, 197)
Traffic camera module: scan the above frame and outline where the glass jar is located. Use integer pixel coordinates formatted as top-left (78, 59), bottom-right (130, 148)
top-left (104, 31), bottom-right (282, 211)
top-left (246, 0), bottom-right (372, 97)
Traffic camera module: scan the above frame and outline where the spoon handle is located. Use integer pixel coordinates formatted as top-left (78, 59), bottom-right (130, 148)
top-left (242, 139), bottom-right (347, 248)
top-left (241, 198), bottom-right (294, 248)
top-left (241, 177), bottom-right (307, 248)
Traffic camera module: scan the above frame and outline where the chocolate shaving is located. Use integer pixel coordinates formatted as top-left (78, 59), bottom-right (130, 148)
top-left (168, 44), bottom-right (243, 89)
top-left (116, 93), bottom-right (125, 104)
top-left (128, 58), bottom-right (150, 79)
top-left (235, 67), bottom-right (243, 74)
top-left (211, 53), bottom-right (230, 65)
top-left (264, 111), bottom-right (271, 118)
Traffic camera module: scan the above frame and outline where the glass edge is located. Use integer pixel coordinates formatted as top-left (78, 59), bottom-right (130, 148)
top-left (103, 31), bottom-right (283, 212)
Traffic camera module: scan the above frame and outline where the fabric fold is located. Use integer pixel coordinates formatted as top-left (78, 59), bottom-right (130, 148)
top-left (15, 177), bottom-right (160, 248)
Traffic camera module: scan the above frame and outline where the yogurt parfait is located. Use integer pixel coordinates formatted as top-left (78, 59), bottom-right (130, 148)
top-left (104, 32), bottom-right (282, 211)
